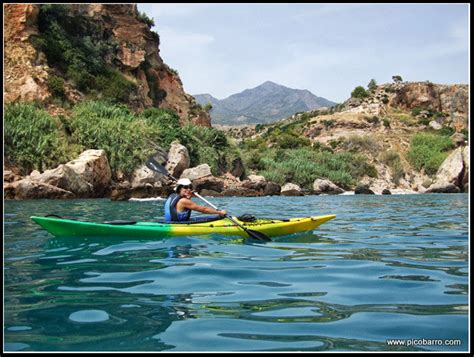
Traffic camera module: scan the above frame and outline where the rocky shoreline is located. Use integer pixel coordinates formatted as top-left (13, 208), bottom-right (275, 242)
top-left (4, 141), bottom-right (469, 200)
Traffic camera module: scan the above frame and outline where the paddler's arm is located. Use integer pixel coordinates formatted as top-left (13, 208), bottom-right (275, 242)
top-left (178, 198), bottom-right (226, 216)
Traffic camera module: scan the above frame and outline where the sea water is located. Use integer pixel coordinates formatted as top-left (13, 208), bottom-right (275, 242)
top-left (3, 194), bottom-right (469, 351)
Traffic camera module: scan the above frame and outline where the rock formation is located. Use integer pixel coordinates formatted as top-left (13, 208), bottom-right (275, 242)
top-left (3, 4), bottom-right (211, 126)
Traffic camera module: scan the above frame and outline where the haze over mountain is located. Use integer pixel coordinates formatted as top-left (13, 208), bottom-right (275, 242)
top-left (194, 81), bottom-right (337, 125)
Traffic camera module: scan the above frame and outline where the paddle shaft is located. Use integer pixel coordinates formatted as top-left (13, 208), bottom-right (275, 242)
top-left (192, 191), bottom-right (259, 236)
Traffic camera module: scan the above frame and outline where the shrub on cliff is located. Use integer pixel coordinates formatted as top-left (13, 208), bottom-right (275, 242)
top-left (4, 103), bottom-right (69, 173)
top-left (407, 133), bottom-right (454, 175)
top-left (351, 86), bottom-right (368, 99)
top-left (33, 4), bottom-right (136, 102)
top-left (180, 124), bottom-right (234, 175)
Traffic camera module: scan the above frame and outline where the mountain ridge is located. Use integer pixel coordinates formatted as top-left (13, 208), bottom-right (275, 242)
top-left (194, 81), bottom-right (337, 125)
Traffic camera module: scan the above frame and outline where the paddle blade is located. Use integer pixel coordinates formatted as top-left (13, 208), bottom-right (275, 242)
top-left (146, 156), bottom-right (169, 177)
top-left (245, 228), bottom-right (272, 242)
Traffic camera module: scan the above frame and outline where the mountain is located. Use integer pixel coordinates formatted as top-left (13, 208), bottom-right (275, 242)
top-left (194, 81), bottom-right (337, 125)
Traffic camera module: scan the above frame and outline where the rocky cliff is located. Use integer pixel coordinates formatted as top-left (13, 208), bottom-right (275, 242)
top-left (343, 82), bottom-right (468, 131)
top-left (4, 4), bottom-right (210, 126)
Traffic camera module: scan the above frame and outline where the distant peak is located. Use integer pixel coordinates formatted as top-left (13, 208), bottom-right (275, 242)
top-left (259, 81), bottom-right (281, 88)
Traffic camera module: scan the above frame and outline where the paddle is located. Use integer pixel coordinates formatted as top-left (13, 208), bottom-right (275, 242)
top-left (145, 156), bottom-right (271, 242)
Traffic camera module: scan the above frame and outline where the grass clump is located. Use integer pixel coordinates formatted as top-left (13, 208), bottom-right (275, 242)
top-left (241, 147), bottom-right (376, 189)
top-left (4, 102), bottom-right (69, 173)
top-left (407, 133), bottom-right (454, 175)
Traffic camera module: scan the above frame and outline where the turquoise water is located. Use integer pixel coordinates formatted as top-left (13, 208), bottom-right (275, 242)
top-left (3, 194), bottom-right (469, 351)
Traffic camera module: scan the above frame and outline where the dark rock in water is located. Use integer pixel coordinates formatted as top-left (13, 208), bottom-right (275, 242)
top-left (425, 183), bottom-right (461, 193)
top-left (382, 189), bottom-right (392, 195)
top-left (281, 190), bottom-right (304, 196)
top-left (355, 184), bottom-right (375, 194)
top-left (263, 182), bottom-right (281, 196)
top-left (222, 187), bottom-right (260, 197)
top-left (199, 189), bottom-right (223, 197)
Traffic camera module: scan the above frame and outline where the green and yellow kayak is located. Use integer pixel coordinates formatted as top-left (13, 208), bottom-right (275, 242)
top-left (31, 214), bottom-right (336, 239)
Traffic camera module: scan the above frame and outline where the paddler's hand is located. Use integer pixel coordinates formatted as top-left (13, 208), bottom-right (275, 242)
top-left (218, 210), bottom-right (227, 217)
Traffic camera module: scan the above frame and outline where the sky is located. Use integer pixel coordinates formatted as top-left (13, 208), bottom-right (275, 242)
top-left (137, 3), bottom-right (469, 103)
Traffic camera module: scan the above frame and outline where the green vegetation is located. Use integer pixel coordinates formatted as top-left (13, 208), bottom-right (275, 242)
top-left (392, 75), bottom-right (403, 83)
top-left (339, 134), bottom-right (380, 153)
top-left (365, 115), bottom-right (380, 125)
top-left (47, 75), bottom-right (65, 99)
top-left (380, 150), bottom-right (405, 184)
top-left (6, 97), bottom-right (464, 190)
top-left (351, 86), bottom-right (368, 99)
top-left (240, 144), bottom-right (376, 189)
top-left (203, 103), bottom-right (213, 112)
top-left (180, 124), bottom-right (233, 175)
top-left (367, 79), bottom-right (377, 92)
top-left (5, 101), bottom-right (236, 179)
top-left (137, 11), bottom-right (155, 28)
top-left (407, 133), bottom-right (454, 175)
top-left (4, 103), bottom-right (69, 173)
top-left (32, 4), bottom-right (137, 103)
top-left (69, 101), bottom-right (155, 176)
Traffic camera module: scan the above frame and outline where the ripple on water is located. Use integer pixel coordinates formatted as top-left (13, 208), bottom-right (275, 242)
top-left (68, 309), bottom-right (110, 323)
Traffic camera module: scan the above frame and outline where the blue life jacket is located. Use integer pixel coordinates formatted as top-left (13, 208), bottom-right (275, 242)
top-left (164, 193), bottom-right (191, 222)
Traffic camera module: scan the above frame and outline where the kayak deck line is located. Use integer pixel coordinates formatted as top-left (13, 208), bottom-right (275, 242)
top-left (30, 214), bottom-right (336, 239)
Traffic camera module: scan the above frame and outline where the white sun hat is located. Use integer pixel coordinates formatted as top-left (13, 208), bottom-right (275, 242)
top-left (175, 178), bottom-right (192, 191)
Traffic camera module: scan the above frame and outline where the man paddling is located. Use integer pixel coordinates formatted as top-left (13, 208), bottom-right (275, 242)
top-left (164, 178), bottom-right (226, 222)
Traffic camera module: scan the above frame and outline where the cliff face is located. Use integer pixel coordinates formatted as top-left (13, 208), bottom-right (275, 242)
top-left (4, 4), bottom-right (211, 126)
top-left (391, 82), bottom-right (468, 132)
top-left (343, 82), bottom-right (468, 132)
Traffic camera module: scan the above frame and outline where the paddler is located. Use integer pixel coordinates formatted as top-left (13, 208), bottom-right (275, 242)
top-left (164, 178), bottom-right (226, 222)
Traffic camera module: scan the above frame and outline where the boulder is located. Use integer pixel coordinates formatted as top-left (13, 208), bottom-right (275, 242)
top-left (180, 164), bottom-right (213, 180)
top-left (65, 149), bottom-right (111, 197)
top-left (281, 183), bottom-right (304, 196)
top-left (33, 164), bottom-right (93, 197)
top-left (130, 164), bottom-right (163, 189)
top-left (313, 179), bottom-right (344, 195)
top-left (462, 146), bottom-right (469, 188)
top-left (451, 133), bottom-right (466, 147)
top-left (242, 177), bottom-right (267, 192)
top-left (263, 182), bottom-right (281, 196)
top-left (110, 181), bottom-right (131, 201)
top-left (4, 178), bottom-right (74, 199)
top-left (199, 189), bottom-right (223, 197)
top-left (427, 146), bottom-right (469, 192)
top-left (165, 141), bottom-right (190, 178)
top-left (3, 170), bottom-right (21, 183)
top-left (193, 176), bottom-right (225, 193)
top-left (425, 183), bottom-right (460, 193)
top-left (221, 187), bottom-right (260, 197)
top-left (355, 184), bottom-right (375, 194)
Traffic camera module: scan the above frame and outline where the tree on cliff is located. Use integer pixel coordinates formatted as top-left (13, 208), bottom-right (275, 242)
top-left (392, 75), bottom-right (403, 83)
